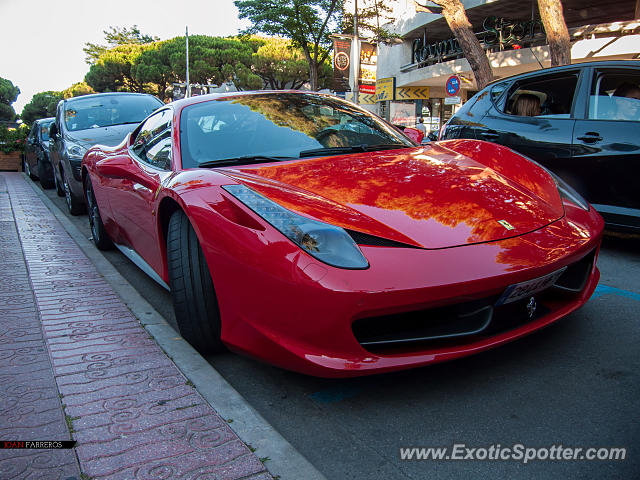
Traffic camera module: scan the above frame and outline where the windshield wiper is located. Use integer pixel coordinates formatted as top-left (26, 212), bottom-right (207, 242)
top-left (299, 143), bottom-right (408, 158)
top-left (198, 155), bottom-right (295, 168)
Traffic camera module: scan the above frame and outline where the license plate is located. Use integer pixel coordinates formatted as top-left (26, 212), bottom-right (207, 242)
top-left (495, 267), bottom-right (567, 306)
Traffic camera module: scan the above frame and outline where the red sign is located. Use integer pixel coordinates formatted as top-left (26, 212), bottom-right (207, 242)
top-left (359, 84), bottom-right (376, 94)
top-left (446, 75), bottom-right (461, 96)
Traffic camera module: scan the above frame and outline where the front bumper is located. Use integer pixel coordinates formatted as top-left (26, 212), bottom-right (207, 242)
top-left (198, 202), bottom-right (603, 377)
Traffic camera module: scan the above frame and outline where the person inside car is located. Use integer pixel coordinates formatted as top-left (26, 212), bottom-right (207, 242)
top-left (513, 93), bottom-right (541, 117)
top-left (612, 82), bottom-right (640, 121)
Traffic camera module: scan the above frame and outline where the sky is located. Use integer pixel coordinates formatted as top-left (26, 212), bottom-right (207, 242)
top-left (0, 0), bottom-right (248, 114)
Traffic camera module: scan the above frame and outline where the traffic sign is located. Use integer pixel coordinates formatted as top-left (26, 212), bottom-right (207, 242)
top-left (446, 75), bottom-right (461, 96)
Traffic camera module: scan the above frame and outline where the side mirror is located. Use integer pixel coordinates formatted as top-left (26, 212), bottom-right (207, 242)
top-left (49, 123), bottom-right (58, 139)
top-left (403, 127), bottom-right (424, 144)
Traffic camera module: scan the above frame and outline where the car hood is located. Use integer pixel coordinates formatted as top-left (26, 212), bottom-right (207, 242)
top-left (66, 123), bottom-right (137, 149)
top-left (219, 143), bottom-right (564, 249)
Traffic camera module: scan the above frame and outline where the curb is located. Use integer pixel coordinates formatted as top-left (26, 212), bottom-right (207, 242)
top-left (25, 176), bottom-right (327, 480)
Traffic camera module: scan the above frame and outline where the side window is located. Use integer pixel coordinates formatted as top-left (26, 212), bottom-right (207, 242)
top-left (131, 109), bottom-right (172, 170)
top-left (503, 72), bottom-right (579, 118)
top-left (588, 69), bottom-right (640, 122)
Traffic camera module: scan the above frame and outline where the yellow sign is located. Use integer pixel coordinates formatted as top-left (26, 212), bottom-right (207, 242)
top-left (396, 87), bottom-right (430, 100)
top-left (375, 77), bottom-right (396, 102)
top-left (359, 94), bottom-right (377, 105)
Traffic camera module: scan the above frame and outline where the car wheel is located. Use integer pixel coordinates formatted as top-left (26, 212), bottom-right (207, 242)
top-left (24, 158), bottom-right (37, 180)
top-left (62, 169), bottom-right (85, 215)
top-left (53, 168), bottom-right (65, 197)
top-left (85, 179), bottom-right (113, 250)
top-left (38, 158), bottom-right (54, 189)
top-left (167, 210), bottom-right (224, 353)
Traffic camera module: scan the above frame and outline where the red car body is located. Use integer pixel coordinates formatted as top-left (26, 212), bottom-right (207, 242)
top-left (82, 92), bottom-right (603, 377)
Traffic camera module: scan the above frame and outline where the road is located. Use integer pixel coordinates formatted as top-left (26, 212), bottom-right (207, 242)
top-left (36, 180), bottom-right (639, 479)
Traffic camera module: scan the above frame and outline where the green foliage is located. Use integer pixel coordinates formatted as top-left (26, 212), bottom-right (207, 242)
top-left (21, 91), bottom-right (63, 125)
top-left (84, 25), bottom-right (159, 65)
top-left (85, 44), bottom-right (153, 93)
top-left (133, 36), bottom-right (263, 99)
top-left (0, 77), bottom-right (20, 121)
top-left (235, 0), bottom-right (344, 90)
top-left (62, 82), bottom-right (95, 99)
top-left (341, 0), bottom-right (398, 41)
top-left (0, 124), bottom-right (29, 154)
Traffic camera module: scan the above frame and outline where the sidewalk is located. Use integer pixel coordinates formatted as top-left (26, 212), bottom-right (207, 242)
top-left (0, 172), bottom-right (274, 480)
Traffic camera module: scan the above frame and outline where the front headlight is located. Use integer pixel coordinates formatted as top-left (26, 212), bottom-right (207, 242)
top-left (550, 172), bottom-right (590, 211)
top-left (223, 184), bottom-right (369, 269)
top-left (66, 143), bottom-right (87, 161)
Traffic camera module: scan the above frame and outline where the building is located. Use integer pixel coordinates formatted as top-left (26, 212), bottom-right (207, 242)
top-left (373, 0), bottom-right (640, 134)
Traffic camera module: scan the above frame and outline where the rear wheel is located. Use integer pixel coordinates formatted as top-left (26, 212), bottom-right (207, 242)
top-left (85, 179), bottom-right (113, 250)
top-left (38, 158), bottom-right (54, 189)
top-left (53, 168), bottom-right (64, 196)
top-left (63, 169), bottom-right (85, 215)
top-left (167, 210), bottom-right (224, 353)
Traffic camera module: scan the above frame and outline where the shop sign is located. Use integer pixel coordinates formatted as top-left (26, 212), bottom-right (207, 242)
top-left (375, 77), bottom-right (396, 102)
top-left (411, 15), bottom-right (545, 66)
top-left (359, 42), bottom-right (377, 85)
top-left (359, 84), bottom-right (376, 94)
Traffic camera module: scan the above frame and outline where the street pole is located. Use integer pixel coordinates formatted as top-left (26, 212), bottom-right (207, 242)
top-left (185, 26), bottom-right (190, 98)
top-left (351, 0), bottom-right (360, 104)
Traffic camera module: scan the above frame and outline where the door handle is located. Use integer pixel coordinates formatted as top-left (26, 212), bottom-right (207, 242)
top-left (577, 132), bottom-right (602, 143)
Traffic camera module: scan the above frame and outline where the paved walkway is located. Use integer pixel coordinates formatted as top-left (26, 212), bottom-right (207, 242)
top-left (0, 172), bottom-right (272, 480)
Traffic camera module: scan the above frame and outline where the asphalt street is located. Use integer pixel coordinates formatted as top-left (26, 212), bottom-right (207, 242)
top-left (35, 180), bottom-right (639, 480)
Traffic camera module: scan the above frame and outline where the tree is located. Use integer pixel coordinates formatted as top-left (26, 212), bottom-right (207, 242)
top-left (21, 91), bottom-right (63, 125)
top-left (85, 44), bottom-right (153, 93)
top-left (84, 25), bottom-right (159, 64)
top-left (537, 0), bottom-right (571, 66)
top-left (133, 36), bottom-right (262, 100)
top-left (62, 82), bottom-right (95, 99)
top-left (415, 0), bottom-right (493, 89)
top-left (341, 0), bottom-right (397, 42)
top-left (235, 0), bottom-right (342, 91)
top-left (0, 77), bottom-right (20, 121)
top-left (252, 37), bottom-right (315, 89)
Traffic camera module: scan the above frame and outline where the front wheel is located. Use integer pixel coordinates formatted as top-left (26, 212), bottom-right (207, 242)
top-left (62, 169), bottom-right (85, 215)
top-left (167, 210), bottom-right (224, 353)
top-left (85, 179), bottom-right (113, 250)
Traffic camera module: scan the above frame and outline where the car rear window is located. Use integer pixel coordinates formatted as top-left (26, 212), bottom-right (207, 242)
top-left (64, 95), bottom-right (163, 131)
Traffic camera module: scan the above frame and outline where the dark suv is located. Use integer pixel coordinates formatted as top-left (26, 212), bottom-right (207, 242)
top-left (23, 117), bottom-right (55, 188)
top-left (441, 60), bottom-right (640, 232)
top-left (49, 92), bottom-right (163, 214)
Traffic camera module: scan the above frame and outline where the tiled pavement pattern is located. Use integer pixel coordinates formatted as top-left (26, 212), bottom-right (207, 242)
top-left (0, 173), bottom-right (273, 480)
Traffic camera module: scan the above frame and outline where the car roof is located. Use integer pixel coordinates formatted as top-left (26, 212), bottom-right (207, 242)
top-left (486, 59), bottom-right (640, 88)
top-left (63, 92), bottom-right (159, 104)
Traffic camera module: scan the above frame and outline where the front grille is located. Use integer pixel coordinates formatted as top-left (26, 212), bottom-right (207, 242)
top-left (353, 249), bottom-right (595, 353)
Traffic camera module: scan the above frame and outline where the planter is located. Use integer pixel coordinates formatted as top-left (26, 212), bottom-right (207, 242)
top-left (0, 151), bottom-right (22, 172)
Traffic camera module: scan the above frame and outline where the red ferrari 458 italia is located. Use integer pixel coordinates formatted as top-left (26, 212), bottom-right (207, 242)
top-left (82, 91), bottom-right (603, 377)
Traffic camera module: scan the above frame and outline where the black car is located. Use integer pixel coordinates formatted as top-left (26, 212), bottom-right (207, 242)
top-left (49, 92), bottom-right (164, 214)
top-left (441, 60), bottom-right (640, 232)
top-left (23, 117), bottom-right (55, 188)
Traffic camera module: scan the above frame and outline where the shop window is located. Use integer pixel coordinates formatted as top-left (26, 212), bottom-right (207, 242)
top-left (503, 72), bottom-right (579, 118)
top-left (588, 69), bottom-right (640, 122)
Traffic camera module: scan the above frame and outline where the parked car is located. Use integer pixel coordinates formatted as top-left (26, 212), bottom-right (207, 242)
top-left (23, 117), bottom-right (55, 188)
top-left (441, 60), bottom-right (640, 232)
top-left (49, 92), bottom-right (163, 214)
top-left (83, 91), bottom-right (603, 377)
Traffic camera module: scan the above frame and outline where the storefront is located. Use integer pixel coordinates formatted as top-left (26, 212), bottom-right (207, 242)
top-left (373, 0), bottom-right (640, 134)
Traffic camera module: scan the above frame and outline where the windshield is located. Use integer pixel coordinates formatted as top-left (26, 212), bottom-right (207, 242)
top-left (64, 95), bottom-right (163, 132)
top-left (179, 93), bottom-right (413, 168)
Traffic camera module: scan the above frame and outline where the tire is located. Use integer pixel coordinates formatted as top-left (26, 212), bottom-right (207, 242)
top-left (62, 169), bottom-right (85, 215)
top-left (38, 158), bottom-right (55, 189)
top-left (24, 158), bottom-right (37, 180)
top-left (53, 167), bottom-right (65, 196)
top-left (85, 179), bottom-right (113, 250)
top-left (167, 210), bottom-right (224, 353)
